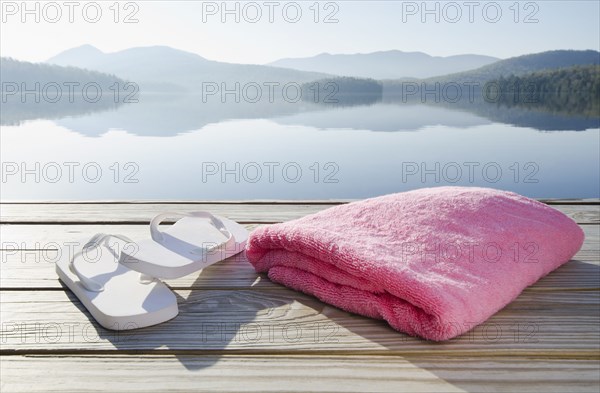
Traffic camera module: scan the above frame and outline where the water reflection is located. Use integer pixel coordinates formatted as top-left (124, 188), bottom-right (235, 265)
top-left (2, 90), bottom-right (598, 136)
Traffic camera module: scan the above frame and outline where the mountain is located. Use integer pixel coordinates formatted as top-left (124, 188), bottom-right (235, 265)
top-left (44, 44), bottom-right (105, 68)
top-left (269, 50), bottom-right (500, 79)
top-left (486, 65), bottom-right (600, 118)
top-left (47, 45), bottom-right (330, 92)
top-left (427, 50), bottom-right (600, 84)
top-left (0, 57), bottom-right (125, 125)
top-left (1, 56), bottom-right (125, 88)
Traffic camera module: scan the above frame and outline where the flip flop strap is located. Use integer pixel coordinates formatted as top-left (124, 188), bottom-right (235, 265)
top-left (149, 211), bottom-right (234, 254)
top-left (69, 233), bottom-right (134, 292)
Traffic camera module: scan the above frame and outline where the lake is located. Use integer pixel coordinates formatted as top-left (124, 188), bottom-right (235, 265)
top-left (1, 94), bottom-right (599, 200)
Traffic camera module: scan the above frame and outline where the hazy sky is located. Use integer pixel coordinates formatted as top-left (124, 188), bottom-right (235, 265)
top-left (1, 0), bottom-right (599, 64)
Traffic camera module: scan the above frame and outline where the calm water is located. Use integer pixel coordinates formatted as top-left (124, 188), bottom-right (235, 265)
top-left (1, 95), bottom-right (599, 200)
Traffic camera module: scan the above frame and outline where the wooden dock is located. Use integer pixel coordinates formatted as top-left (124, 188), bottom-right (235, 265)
top-left (1, 200), bottom-right (599, 392)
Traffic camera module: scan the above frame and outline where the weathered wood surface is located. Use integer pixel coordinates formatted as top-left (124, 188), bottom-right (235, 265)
top-left (0, 203), bottom-right (341, 224)
top-left (1, 224), bottom-right (597, 290)
top-left (1, 355), bottom-right (599, 393)
top-left (1, 289), bottom-right (599, 354)
top-left (0, 201), bottom-right (598, 392)
top-left (1, 202), bottom-right (598, 224)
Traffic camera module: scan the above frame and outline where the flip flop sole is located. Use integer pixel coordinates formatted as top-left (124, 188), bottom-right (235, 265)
top-left (56, 238), bottom-right (179, 330)
top-left (121, 215), bottom-right (249, 279)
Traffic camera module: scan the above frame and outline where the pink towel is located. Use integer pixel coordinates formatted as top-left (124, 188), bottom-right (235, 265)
top-left (245, 187), bottom-right (584, 341)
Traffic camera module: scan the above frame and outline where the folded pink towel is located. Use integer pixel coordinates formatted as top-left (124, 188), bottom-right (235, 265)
top-left (246, 187), bottom-right (584, 341)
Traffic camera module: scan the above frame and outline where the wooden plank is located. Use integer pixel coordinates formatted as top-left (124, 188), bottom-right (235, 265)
top-left (540, 199), bottom-right (600, 205)
top-left (0, 204), bottom-right (340, 224)
top-left (0, 223), bottom-right (260, 249)
top-left (1, 199), bottom-right (596, 205)
top-left (1, 355), bottom-right (599, 393)
top-left (1, 225), bottom-right (597, 290)
top-left (0, 200), bottom-right (351, 205)
top-left (1, 289), bottom-right (598, 354)
top-left (1, 203), bottom-right (598, 224)
top-left (0, 250), bottom-right (271, 289)
top-left (2, 223), bottom-right (596, 251)
top-left (1, 249), bottom-right (597, 291)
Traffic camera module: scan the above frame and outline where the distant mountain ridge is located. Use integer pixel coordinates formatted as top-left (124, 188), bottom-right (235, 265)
top-left (426, 50), bottom-right (600, 84)
top-left (1, 57), bottom-right (126, 90)
top-left (36, 46), bottom-right (600, 104)
top-left (1, 57), bottom-right (125, 125)
top-left (269, 50), bottom-right (500, 79)
top-left (4, 50), bottom-right (598, 132)
top-left (47, 45), bottom-right (331, 92)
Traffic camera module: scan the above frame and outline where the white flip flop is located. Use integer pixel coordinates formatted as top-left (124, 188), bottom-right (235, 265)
top-left (120, 211), bottom-right (248, 279)
top-left (56, 234), bottom-right (178, 330)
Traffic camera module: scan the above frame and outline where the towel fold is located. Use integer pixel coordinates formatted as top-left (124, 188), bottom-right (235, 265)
top-left (245, 187), bottom-right (584, 341)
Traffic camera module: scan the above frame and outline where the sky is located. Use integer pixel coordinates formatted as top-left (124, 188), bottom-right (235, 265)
top-left (1, 0), bottom-right (599, 64)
